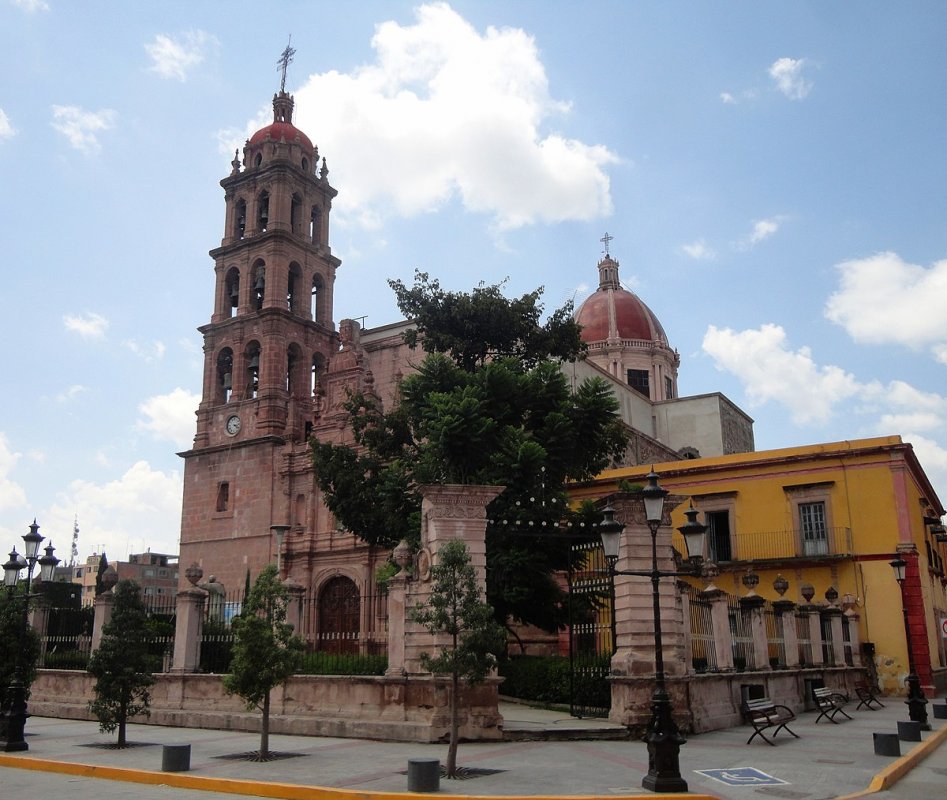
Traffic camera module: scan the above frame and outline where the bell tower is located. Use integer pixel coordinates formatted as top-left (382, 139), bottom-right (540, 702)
top-left (178, 72), bottom-right (341, 585)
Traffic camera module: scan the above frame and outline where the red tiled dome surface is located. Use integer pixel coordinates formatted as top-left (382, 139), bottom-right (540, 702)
top-left (576, 288), bottom-right (669, 344)
top-left (249, 122), bottom-right (314, 152)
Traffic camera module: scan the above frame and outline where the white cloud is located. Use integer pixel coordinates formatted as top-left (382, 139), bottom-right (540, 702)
top-left (63, 311), bottom-right (109, 339)
top-left (44, 461), bottom-right (183, 561)
top-left (137, 388), bottom-right (199, 449)
top-left (223, 3), bottom-right (617, 232)
top-left (55, 384), bottom-right (89, 404)
top-left (145, 30), bottom-right (216, 82)
top-left (0, 109), bottom-right (15, 140)
top-left (702, 323), bottom-right (861, 424)
top-left (681, 239), bottom-right (716, 260)
top-left (733, 216), bottom-right (783, 251)
top-left (12, 0), bottom-right (49, 11)
top-left (825, 252), bottom-right (947, 356)
top-left (50, 106), bottom-right (117, 154)
top-left (0, 433), bottom-right (28, 514)
top-left (769, 57), bottom-right (813, 100)
top-left (123, 339), bottom-right (167, 362)
top-left (720, 92), bottom-right (736, 105)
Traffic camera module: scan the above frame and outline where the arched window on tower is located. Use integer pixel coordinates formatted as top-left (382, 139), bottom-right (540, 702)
top-left (234, 199), bottom-right (247, 239)
top-left (287, 263), bottom-right (302, 313)
top-left (252, 261), bottom-right (266, 311)
top-left (216, 348), bottom-right (233, 404)
top-left (311, 274), bottom-right (324, 322)
top-left (245, 342), bottom-right (261, 399)
top-left (291, 194), bottom-right (302, 235)
top-left (310, 206), bottom-right (322, 245)
top-left (225, 267), bottom-right (240, 318)
top-left (257, 191), bottom-right (270, 232)
top-left (287, 343), bottom-right (303, 395)
top-left (311, 353), bottom-right (325, 400)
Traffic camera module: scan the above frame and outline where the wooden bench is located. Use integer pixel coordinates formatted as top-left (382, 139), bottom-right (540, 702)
top-left (813, 686), bottom-right (853, 723)
top-left (854, 681), bottom-right (885, 710)
top-left (742, 698), bottom-right (800, 746)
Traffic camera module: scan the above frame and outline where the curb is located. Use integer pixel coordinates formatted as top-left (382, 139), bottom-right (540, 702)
top-left (833, 722), bottom-right (947, 800)
top-left (0, 753), bottom-right (717, 800)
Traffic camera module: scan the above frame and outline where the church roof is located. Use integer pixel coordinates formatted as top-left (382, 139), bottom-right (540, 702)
top-left (249, 121), bottom-right (314, 152)
top-left (574, 255), bottom-right (669, 345)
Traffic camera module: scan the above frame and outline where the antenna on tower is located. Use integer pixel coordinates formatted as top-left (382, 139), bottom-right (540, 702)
top-left (277, 36), bottom-right (296, 93)
top-left (70, 514), bottom-right (79, 567)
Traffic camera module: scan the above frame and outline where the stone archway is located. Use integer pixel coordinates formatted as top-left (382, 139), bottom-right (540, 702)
top-left (318, 575), bottom-right (360, 654)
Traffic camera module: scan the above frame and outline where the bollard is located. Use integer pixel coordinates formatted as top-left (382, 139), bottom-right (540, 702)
top-left (162, 743), bottom-right (191, 772)
top-left (932, 704), bottom-right (947, 719)
top-left (873, 732), bottom-right (900, 757)
top-left (407, 758), bottom-right (440, 792)
top-left (897, 721), bottom-right (922, 742)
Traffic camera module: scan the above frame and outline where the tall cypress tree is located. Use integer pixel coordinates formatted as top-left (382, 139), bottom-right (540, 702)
top-left (87, 580), bottom-right (155, 747)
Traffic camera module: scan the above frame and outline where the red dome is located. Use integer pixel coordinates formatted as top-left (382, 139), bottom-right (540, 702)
top-left (576, 287), bottom-right (669, 344)
top-left (249, 121), bottom-right (314, 152)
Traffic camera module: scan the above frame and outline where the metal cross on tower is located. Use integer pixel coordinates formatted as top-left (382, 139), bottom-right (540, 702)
top-left (600, 231), bottom-right (613, 257)
top-left (277, 37), bottom-right (296, 93)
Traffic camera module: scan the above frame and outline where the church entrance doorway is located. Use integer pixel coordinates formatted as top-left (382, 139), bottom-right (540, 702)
top-left (317, 576), bottom-right (360, 654)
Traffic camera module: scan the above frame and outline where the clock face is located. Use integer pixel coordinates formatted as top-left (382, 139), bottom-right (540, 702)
top-left (225, 415), bottom-right (242, 436)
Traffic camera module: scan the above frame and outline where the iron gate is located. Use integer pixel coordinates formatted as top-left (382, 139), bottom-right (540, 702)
top-left (567, 540), bottom-right (614, 718)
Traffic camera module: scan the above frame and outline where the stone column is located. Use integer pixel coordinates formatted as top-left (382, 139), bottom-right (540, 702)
top-left (385, 572), bottom-right (409, 677)
top-left (679, 581), bottom-right (693, 671)
top-left (404, 484), bottom-right (502, 674)
top-left (823, 607), bottom-right (845, 666)
top-left (28, 597), bottom-right (50, 666)
top-left (702, 587), bottom-right (734, 671)
top-left (609, 493), bottom-right (690, 679)
top-left (774, 600), bottom-right (799, 667)
top-left (844, 610), bottom-right (862, 667)
top-left (802, 605), bottom-right (824, 666)
top-left (740, 594), bottom-right (770, 670)
top-left (171, 588), bottom-right (207, 673)
top-left (283, 579), bottom-right (306, 636)
top-left (90, 591), bottom-right (115, 653)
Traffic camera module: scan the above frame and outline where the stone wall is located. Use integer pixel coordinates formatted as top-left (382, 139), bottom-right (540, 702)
top-left (30, 670), bottom-right (503, 743)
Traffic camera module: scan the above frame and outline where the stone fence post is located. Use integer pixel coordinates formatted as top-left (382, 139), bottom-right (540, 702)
top-left (702, 586), bottom-right (734, 671)
top-left (171, 588), bottom-right (207, 673)
top-left (90, 591), bottom-right (114, 653)
top-left (740, 594), bottom-right (770, 670)
top-left (774, 600), bottom-right (799, 667)
top-left (823, 606), bottom-right (845, 666)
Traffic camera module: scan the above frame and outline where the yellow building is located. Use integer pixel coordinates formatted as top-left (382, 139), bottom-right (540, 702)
top-left (571, 435), bottom-right (947, 696)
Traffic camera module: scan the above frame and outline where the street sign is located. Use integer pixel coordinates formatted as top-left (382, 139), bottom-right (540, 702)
top-left (695, 768), bottom-right (789, 787)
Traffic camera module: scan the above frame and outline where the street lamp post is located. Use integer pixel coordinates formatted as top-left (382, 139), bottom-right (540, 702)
top-left (1, 520), bottom-right (57, 752)
top-left (889, 557), bottom-right (929, 729)
top-left (598, 470), bottom-right (707, 794)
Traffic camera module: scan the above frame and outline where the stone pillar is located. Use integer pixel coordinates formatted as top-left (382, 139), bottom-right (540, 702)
top-left (774, 600), bottom-right (799, 667)
top-left (802, 605), bottom-right (824, 666)
top-left (385, 572), bottom-right (409, 677)
top-left (824, 607), bottom-right (845, 666)
top-left (609, 493), bottom-right (690, 678)
top-left (171, 588), bottom-right (207, 673)
top-left (702, 587), bottom-right (734, 671)
top-left (404, 484), bottom-right (502, 675)
top-left (845, 611), bottom-right (862, 667)
top-left (740, 594), bottom-right (770, 670)
top-left (283, 579), bottom-right (305, 636)
top-left (28, 597), bottom-right (50, 666)
top-left (679, 581), bottom-right (693, 671)
top-left (90, 591), bottom-right (115, 652)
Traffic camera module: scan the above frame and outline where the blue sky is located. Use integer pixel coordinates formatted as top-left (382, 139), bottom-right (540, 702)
top-left (2, 1), bottom-right (946, 564)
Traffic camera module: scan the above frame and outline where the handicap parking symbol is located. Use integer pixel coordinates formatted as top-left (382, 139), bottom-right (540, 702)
top-left (695, 767), bottom-right (789, 786)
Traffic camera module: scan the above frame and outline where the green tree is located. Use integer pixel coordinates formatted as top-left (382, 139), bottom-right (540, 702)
top-left (411, 540), bottom-right (507, 778)
top-left (223, 565), bottom-right (303, 761)
top-left (87, 580), bottom-right (155, 747)
top-left (313, 274), bottom-right (627, 633)
top-left (0, 586), bottom-right (40, 710)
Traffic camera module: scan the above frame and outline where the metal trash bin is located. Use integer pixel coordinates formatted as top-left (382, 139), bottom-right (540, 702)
top-left (162, 743), bottom-right (191, 772)
top-left (407, 758), bottom-right (440, 792)
top-left (873, 732), bottom-right (900, 757)
top-left (897, 721), bottom-right (922, 742)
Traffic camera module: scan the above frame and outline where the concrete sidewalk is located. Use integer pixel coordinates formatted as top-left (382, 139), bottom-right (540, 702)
top-left (0, 700), bottom-right (945, 799)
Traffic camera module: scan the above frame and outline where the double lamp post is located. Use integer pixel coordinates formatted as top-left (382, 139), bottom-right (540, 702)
top-left (598, 470), bottom-right (707, 794)
top-left (2, 520), bottom-right (60, 752)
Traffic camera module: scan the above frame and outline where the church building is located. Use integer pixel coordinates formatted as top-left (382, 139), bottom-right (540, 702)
top-left (176, 86), bottom-right (755, 635)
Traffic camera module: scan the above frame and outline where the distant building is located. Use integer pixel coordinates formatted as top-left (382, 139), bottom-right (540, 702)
top-left (73, 551), bottom-right (179, 607)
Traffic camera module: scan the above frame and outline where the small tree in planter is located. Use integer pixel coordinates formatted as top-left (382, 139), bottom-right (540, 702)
top-left (411, 540), bottom-right (506, 778)
top-left (224, 565), bottom-right (303, 761)
top-left (87, 580), bottom-right (155, 747)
